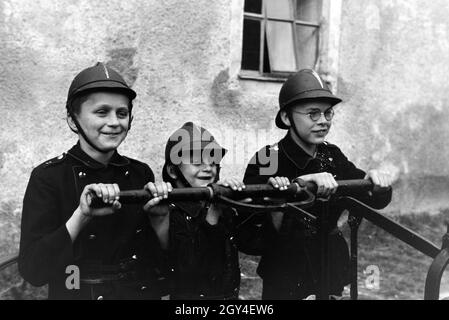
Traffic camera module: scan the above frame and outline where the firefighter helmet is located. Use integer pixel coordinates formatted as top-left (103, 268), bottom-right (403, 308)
top-left (276, 69), bottom-right (342, 129)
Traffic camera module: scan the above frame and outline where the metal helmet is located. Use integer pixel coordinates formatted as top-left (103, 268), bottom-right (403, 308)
top-left (162, 122), bottom-right (227, 184)
top-left (275, 69), bottom-right (342, 129)
top-left (66, 62), bottom-right (136, 154)
top-left (66, 62), bottom-right (136, 109)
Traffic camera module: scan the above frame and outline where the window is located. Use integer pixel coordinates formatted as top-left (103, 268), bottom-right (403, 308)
top-left (241, 0), bottom-right (322, 79)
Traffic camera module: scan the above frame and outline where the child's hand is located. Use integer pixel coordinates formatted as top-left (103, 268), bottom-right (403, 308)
top-left (217, 178), bottom-right (246, 191)
top-left (79, 183), bottom-right (122, 217)
top-left (143, 181), bottom-right (173, 215)
top-left (364, 170), bottom-right (393, 191)
top-left (268, 177), bottom-right (290, 190)
top-left (298, 172), bottom-right (338, 198)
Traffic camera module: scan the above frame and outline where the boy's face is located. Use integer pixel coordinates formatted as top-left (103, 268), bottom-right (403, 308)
top-left (72, 91), bottom-right (130, 152)
top-left (281, 100), bottom-right (333, 146)
top-left (176, 153), bottom-right (218, 187)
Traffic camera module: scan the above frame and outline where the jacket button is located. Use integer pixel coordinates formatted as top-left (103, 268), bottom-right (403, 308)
top-left (97, 295), bottom-right (104, 300)
top-left (88, 234), bottom-right (96, 240)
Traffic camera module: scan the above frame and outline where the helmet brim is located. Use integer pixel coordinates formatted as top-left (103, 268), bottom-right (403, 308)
top-left (166, 140), bottom-right (227, 165)
top-left (70, 80), bottom-right (137, 101)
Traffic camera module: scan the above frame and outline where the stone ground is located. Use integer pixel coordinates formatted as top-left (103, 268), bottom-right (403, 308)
top-left (239, 211), bottom-right (449, 300)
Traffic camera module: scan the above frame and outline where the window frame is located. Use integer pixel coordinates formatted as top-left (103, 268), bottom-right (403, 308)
top-left (240, 0), bottom-right (322, 80)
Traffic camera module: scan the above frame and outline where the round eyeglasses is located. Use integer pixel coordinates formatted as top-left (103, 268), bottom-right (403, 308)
top-left (291, 108), bottom-right (334, 122)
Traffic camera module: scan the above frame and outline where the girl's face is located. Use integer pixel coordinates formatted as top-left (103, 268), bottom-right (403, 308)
top-left (177, 162), bottom-right (218, 187)
top-left (281, 100), bottom-right (333, 147)
top-left (71, 92), bottom-right (130, 153)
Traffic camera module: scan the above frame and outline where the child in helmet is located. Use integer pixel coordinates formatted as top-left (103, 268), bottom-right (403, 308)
top-left (147, 121), bottom-right (282, 300)
top-left (19, 63), bottom-right (169, 299)
top-left (243, 69), bottom-right (393, 299)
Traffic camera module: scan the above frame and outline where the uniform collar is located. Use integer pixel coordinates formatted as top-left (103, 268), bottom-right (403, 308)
top-left (279, 133), bottom-right (325, 170)
top-left (67, 142), bottom-right (130, 169)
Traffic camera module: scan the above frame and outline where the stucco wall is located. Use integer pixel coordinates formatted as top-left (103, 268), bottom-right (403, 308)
top-left (333, 0), bottom-right (449, 214)
top-left (1, 0), bottom-right (449, 254)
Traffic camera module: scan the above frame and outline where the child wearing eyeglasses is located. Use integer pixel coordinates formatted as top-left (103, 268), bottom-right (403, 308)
top-left (242, 69), bottom-right (393, 299)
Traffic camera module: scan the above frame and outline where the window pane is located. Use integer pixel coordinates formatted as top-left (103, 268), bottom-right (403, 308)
top-left (296, 0), bottom-right (322, 22)
top-left (295, 25), bottom-right (319, 70)
top-left (263, 33), bottom-right (271, 73)
top-left (266, 21), bottom-right (296, 72)
top-left (266, 0), bottom-right (293, 20)
top-left (244, 0), bottom-right (262, 14)
top-left (241, 19), bottom-right (261, 71)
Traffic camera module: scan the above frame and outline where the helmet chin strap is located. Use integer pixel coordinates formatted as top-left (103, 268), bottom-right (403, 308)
top-left (70, 115), bottom-right (112, 154)
top-left (68, 100), bottom-right (132, 155)
top-left (174, 166), bottom-right (192, 188)
top-left (287, 112), bottom-right (317, 155)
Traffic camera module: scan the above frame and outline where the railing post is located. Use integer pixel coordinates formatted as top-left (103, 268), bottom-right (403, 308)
top-left (316, 198), bottom-right (330, 300)
top-left (424, 221), bottom-right (449, 300)
top-left (443, 221), bottom-right (449, 250)
top-left (348, 213), bottom-right (363, 300)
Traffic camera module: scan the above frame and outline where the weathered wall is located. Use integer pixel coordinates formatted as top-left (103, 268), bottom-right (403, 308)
top-left (333, 0), bottom-right (449, 214)
top-left (232, 0), bottom-right (449, 215)
top-left (1, 0), bottom-right (449, 254)
top-left (0, 0), bottom-right (249, 254)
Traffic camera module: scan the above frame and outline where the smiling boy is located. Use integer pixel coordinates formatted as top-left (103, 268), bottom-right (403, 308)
top-left (146, 121), bottom-right (284, 299)
top-left (19, 63), bottom-right (167, 299)
top-left (243, 69), bottom-right (393, 299)
top-left (145, 122), bottom-right (244, 299)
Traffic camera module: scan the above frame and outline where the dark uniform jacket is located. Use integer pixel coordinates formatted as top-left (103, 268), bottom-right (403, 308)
top-left (19, 143), bottom-right (165, 300)
top-left (243, 133), bottom-right (392, 299)
top-left (166, 201), bottom-right (240, 300)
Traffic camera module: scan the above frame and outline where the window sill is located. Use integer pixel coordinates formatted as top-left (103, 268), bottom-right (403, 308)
top-left (238, 71), bottom-right (288, 83)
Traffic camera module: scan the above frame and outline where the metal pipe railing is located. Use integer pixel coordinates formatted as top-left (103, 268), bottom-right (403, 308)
top-left (0, 253), bottom-right (18, 271)
top-left (91, 179), bottom-right (377, 208)
top-left (340, 197), bottom-right (440, 259)
top-left (424, 223), bottom-right (449, 300)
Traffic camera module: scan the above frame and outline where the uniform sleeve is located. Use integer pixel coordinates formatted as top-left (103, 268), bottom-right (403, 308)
top-left (332, 146), bottom-right (392, 209)
top-left (331, 145), bottom-right (366, 180)
top-left (243, 148), bottom-right (275, 185)
top-left (243, 163), bottom-right (268, 185)
top-left (18, 168), bottom-right (74, 287)
top-left (239, 150), bottom-right (280, 256)
top-left (140, 163), bottom-right (167, 260)
top-left (144, 163), bottom-right (155, 183)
